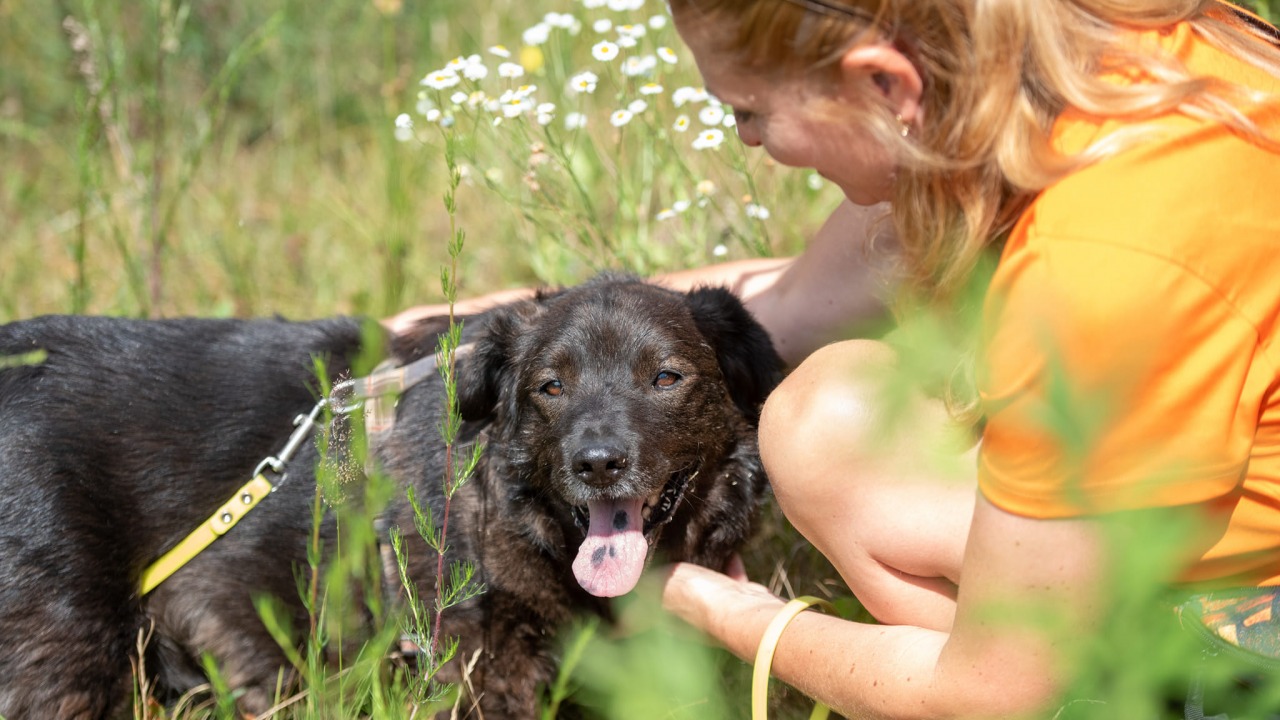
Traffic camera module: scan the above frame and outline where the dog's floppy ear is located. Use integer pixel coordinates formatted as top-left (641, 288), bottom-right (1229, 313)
top-left (456, 299), bottom-right (542, 422)
top-left (684, 286), bottom-right (783, 423)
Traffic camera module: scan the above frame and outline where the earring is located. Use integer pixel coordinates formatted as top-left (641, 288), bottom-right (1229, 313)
top-left (895, 114), bottom-right (911, 138)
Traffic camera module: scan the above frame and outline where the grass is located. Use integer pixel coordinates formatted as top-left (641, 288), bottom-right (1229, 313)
top-left (0, 0), bottom-right (827, 323)
top-left (3, 0), bottom-right (1280, 717)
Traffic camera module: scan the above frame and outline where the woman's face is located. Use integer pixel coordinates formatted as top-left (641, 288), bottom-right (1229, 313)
top-left (674, 11), bottom-right (899, 206)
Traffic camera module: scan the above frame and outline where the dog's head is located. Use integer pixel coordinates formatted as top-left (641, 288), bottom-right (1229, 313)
top-left (456, 275), bottom-right (780, 597)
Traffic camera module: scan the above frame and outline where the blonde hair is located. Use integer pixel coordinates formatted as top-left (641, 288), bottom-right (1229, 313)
top-left (671, 0), bottom-right (1280, 305)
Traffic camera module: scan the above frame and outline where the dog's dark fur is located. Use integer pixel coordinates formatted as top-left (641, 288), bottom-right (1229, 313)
top-left (0, 275), bottom-right (781, 719)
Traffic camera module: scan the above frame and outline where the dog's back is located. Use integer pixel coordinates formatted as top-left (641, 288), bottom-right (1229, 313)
top-left (0, 316), bottom-right (363, 719)
top-left (0, 280), bottom-right (781, 719)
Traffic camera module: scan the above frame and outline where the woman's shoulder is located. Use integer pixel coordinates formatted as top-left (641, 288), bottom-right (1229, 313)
top-left (1016, 91), bottom-right (1279, 278)
top-left (1037, 16), bottom-right (1280, 233)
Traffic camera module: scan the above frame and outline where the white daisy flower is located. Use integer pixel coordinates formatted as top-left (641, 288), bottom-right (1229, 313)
top-left (648, 14), bottom-right (668, 29)
top-left (712, 243), bottom-right (729, 257)
top-left (515, 83), bottom-right (538, 97)
top-left (425, 108), bottom-right (442, 122)
top-left (672, 114), bottom-right (691, 132)
top-left (696, 179), bottom-right (717, 196)
top-left (673, 199), bottom-right (691, 212)
top-left (657, 46), bottom-right (679, 64)
top-left (502, 96), bottom-right (534, 118)
top-left (698, 105), bottom-right (725, 126)
top-left (592, 40), bottom-right (620, 62)
top-left (569, 71), bottom-right (599, 94)
top-left (394, 113), bottom-right (413, 142)
top-left (610, 109), bottom-right (634, 127)
top-left (745, 203), bottom-right (771, 220)
top-left (628, 99), bottom-right (648, 113)
top-left (616, 23), bottom-right (646, 39)
top-left (621, 55), bottom-right (657, 77)
top-left (463, 63), bottom-right (489, 81)
top-left (489, 45), bottom-right (512, 58)
top-left (593, 18), bottom-right (613, 33)
top-left (639, 82), bottom-right (664, 95)
top-left (565, 112), bottom-right (588, 129)
top-left (445, 56), bottom-right (469, 71)
top-left (537, 111), bottom-right (555, 126)
top-left (608, 0), bottom-right (642, 11)
top-left (450, 91), bottom-right (468, 105)
top-left (671, 86), bottom-right (708, 107)
top-left (523, 22), bottom-right (552, 45)
top-left (538, 102), bottom-right (556, 114)
top-left (498, 62), bottom-right (525, 79)
top-left (807, 173), bottom-right (825, 191)
top-left (692, 128), bottom-right (724, 149)
top-left (544, 11), bottom-right (575, 28)
top-left (421, 68), bottom-right (461, 89)
top-left (583, 0), bottom-right (606, 7)
top-left (723, 114), bottom-right (737, 128)
top-left (416, 95), bottom-right (436, 116)
top-left (655, 208), bottom-right (678, 221)
top-left (617, 35), bottom-right (638, 48)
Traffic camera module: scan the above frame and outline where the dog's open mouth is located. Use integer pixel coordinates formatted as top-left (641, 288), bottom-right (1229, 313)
top-left (570, 464), bottom-right (697, 598)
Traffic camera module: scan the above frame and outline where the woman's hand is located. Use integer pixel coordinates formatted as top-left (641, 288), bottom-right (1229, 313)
top-left (659, 560), bottom-right (786, 657)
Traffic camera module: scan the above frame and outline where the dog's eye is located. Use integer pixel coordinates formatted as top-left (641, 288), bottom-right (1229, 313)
top-left (541, 379), bottom-right (564, 396)
top-left (653, 371), bottom-right (682, 389)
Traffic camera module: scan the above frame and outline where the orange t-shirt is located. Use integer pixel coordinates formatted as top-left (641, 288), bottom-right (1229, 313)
top-left (977, 20), bottom-right (1280, 587)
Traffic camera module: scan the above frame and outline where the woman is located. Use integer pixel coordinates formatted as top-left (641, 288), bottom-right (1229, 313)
top-left (655, 0), bottom-right (1280, 717)
top-left (388, 1), bottom-right (1280, 715)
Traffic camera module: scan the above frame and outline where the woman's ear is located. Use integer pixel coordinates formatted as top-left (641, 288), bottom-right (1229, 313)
top-left (838, 43), bottom-right (924, 126)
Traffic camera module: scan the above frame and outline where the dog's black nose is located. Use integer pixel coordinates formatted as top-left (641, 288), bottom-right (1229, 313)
top-left (572, 445), bottom-right (628, 486)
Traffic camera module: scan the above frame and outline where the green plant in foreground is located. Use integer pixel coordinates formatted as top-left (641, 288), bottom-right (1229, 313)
top-left (389, 133), bottom-right (487, 712)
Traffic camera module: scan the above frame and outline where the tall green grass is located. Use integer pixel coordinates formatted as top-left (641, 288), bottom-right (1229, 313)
top-left (4, 0), bottom-right (1280, 718)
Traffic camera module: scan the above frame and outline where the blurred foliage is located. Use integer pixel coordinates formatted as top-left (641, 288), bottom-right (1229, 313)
top-left (0, 0), bottom-right (824, 322)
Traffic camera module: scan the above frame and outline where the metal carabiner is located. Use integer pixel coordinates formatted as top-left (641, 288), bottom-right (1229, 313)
top-left (255, 398), bottom-right (328, 484)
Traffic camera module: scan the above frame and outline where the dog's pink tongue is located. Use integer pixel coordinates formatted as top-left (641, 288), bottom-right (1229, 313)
top-left (572, 498), bottom-right (647, 597)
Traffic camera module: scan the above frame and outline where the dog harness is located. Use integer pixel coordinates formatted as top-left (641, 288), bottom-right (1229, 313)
top-left (137, 349), bottom-right (451, 596)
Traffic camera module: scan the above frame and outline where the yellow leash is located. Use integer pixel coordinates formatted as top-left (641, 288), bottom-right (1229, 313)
top-left (136, 350), bottom-right (450, 597)
top-left (138, 394), bottom-right (330, 596)
top-left (752, 595), bottom-right (837, 720)
top-left (137, 473), bottom-right (274, 595)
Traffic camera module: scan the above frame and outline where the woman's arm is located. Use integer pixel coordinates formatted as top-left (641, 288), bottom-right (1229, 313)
top-left (662, 497), bottom-right (1111, 719)
top-left (385, 200), bottom-right (900, 367)
top-left (383, 286), bottom-right (537, 334)
top-left (656, 200), bottom-right (900, 366)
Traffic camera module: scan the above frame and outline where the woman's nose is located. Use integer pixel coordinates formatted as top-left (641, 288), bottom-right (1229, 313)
top-left (735, 120), bottom-right (762, 147)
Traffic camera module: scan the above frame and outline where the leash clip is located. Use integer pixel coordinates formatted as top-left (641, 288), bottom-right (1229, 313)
top-left (256, 398), bottom-right (328, 486)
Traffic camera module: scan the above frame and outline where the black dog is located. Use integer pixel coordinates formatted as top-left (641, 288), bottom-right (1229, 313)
top-left (0, 275), bottom-right (780, 719)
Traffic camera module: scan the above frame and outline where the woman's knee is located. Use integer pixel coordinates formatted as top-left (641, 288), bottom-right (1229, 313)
top-left (758, 340), bottom-right (902, 515)
top-left (758, 338), bottom-right (973, 541)
top-left (760, 340), bottom-right (898, 476)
